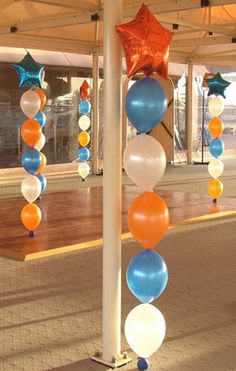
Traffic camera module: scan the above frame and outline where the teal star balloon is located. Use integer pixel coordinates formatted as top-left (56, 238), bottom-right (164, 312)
top-left (12, 52), bottom-right (45, 89)
top-left (207, 72), bottom-right (231, 98)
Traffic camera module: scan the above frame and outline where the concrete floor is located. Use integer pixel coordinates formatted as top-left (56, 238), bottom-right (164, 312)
top-left (0, 217), bottom-right (235, 371)
top-left (0, 160), bottom-right (236, 370)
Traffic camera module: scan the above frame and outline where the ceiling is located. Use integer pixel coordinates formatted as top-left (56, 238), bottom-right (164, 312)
top-left (0, 0), bottom-right (235, 67)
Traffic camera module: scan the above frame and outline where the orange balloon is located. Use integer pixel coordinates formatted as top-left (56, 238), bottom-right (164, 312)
top-left (78, 131), bottom-right (90, 147)
top-left (34, 88), bottom-right (46, 110)
top-left (38, 152), bottom-right (47, 174)
top-left (21, 119), bottom-right (42, 147)
top-left (209, 118), bottom-right (224, 138)
top-left (208, 179), bottom-right (223, 199)
top-left (21, 203), bottom-right (42, 231)
top-left (128, 191), bottom-right (169, 249)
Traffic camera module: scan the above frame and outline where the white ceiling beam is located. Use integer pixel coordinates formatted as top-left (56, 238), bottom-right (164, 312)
top-left (0, 11), bottom-right (97, 34)
top-left (0, 0), bottom-right (235, 36)
top-left (192, 54), bottom-right (236, 63)
top-left (25, 0), bottom-right (97, 11)
top-left (172, 35), bottom-right (236, 47)
top-left (0, 33), bottom-right (95, 54)
top-left (124, 0), bottom-right (236, 17)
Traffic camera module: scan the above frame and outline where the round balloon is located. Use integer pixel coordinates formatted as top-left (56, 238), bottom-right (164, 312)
top-left (125, 77), bottom-right (167, 133)
top-left (124, 304), bottom-right (166, 358)
top-left (124, 134), bottom-right (166, 191)
top-left (208, 179), bottom-right (223, 199)
top-left (21, 174), bottom-right (41, 203)
top-left (128, 192), bottom-right (169, 249)
top-left (208, 96), bottom-right (225, 117)
top-left (78, 115), bottom-right (90, 131)
top-left (209, 117), bottom-right (224, 138)
top-left (34, 111), bottom-right (46, 128)
top-left (209, 138), bottom-right (224, 158)
top-left (137, 358), bottom-right (150, 370)
top-left (38, 152), bottom-right (47, 174)
top-left (21, 119), bottom-right (42, 147)
top-left (78, 162), bottom-right (90, 179)
top-left (79, 100), bottom-right (91, 115)
top-left (127, 250), bottom-right (168, 303)
top-left (35, 133), bottom-right (46, 151)
top-left (208, 159), bottom-right (224, 179)
top-left (78, 147), bottom-right (90, 162)
top-left (34, 88), bottom-right (46, 110)
top-left (22, 148), bottom-right (41, 174)
top-left (21, 203), bottom-right (42, 232)
top-left (20, 90), bottom-right (41, 118)
top-left (78, 131), bottom-right (90, 147)
top-left (36, 174), bottom-right (47, 193)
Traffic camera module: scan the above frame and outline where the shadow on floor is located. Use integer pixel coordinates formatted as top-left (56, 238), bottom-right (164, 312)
top-left (48, 358), bottom-right (136, 371)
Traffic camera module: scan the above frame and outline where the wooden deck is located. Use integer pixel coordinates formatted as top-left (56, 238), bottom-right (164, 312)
top-left (1, 185), bottom-right (236, 261)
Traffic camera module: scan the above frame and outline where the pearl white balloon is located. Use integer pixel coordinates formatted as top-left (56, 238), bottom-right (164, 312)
top-left (78, 115), bottom-right (91, 131)
top-left (20, 90), bottom-right (41, 118)
top-left (208, 158), bottom-right (224, 179)
top-left (78, 162), bottom-right (90, 179)
top-left (34, 133), bottom-right (46, 151)
top-left (209, 96), bottom-right (225, 117)
top-left (125, 303), bottom-right (166, 358)
top-left (21, 174), bottom-right (41, 203)
top-left (123, 134), bottom-right (166, 191)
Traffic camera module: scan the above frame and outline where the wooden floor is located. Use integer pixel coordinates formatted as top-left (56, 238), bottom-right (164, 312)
top-left (1, 185), bottom-right (236, 261)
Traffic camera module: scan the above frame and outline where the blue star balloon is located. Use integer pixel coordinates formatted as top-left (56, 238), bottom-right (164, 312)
top-left (207, 72), bottom-right (230, 98)
top-left (12, 52), bottom-right (45, 89)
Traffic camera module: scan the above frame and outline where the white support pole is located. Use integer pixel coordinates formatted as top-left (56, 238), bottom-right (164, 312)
top-left (91, 21), bottom-right (100, 174)
top-left (187, 62), bottom-right (193, 164)
top-left (92, 1), bottom-right (131, 366)
top-left (103, 0), bottom-right (122, 364)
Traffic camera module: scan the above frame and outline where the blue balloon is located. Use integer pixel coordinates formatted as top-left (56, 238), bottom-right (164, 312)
top-left (79, 100), bottom-right (91, 115)
top-left (22, 148), bottom-right (41, 174)
top-left (127, 250), bottom-right (168, 303)
top-left (209, 138), bottom-right (224, 158)
top-left (34, 111), bottom-right (46, 128)
top-left (36, 174), bottom-right (47, 193)
top-left (125, 77), bottom-right (167, 133)
top-left (12, 52), bottom-right (44, 89)
top-left (137, 358), bottom-right (150, 370)
top-left (78, 147), bottom-right (90, 162)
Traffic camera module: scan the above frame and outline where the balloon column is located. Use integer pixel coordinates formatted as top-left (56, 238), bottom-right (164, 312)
top-left (77, 80), bottom-right (91, 180)
top-left (13, 52), bottom-right (47, 236)
top-left (205, 73), bottom-right (230, 203)
top-left (117, 4), bottom-right (172, 370)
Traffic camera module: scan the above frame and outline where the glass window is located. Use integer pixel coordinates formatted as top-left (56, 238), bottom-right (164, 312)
top-left (0, 62), bottom-right (93, 168)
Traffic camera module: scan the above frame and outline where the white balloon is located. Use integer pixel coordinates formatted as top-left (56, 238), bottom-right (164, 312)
top-left (21, 174), bottom-right (41, 203)
top-left (20, 90), bottom-right (41, 118)
top-left (209, 96), bottom-right (225, 117)
top-left (208, 158), bottom-right (224, 179)
top-left (78, 115), bottom-right (90, 131)
top-left (78, 162), bottom-right (90, 179)
top-left (123, 134), bottom-right (166, 191)
top-left (125, 304), bottom-right (166, 358)
top-left (34, 133), bottom-right (46, 151)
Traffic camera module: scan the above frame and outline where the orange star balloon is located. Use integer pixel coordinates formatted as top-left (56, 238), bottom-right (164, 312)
top-left (80, 80), bottom-right (91, 100)
top-left (116, 3), bottom-right (173, 79)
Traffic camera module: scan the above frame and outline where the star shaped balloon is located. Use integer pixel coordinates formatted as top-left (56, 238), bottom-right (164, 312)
top-left (116, 3), bottom-right (173, 79)
top-left (12, 52), bottom-right (45, 89)
top-left (206, 72), bottom-right (231, 98)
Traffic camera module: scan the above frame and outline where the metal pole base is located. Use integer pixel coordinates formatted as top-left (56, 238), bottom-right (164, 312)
top-left (91, 352), bottom-right (132, 369)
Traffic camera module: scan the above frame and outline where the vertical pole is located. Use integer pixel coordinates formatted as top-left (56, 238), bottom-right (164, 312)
top-left (187, 62), bottom-right (193, 164)
top-left (201, 90), bottom-right (205, 163)
top-left (103, 0), bottom-right (122, 363)
top-left (92, 21), bottom-right (100, 174)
